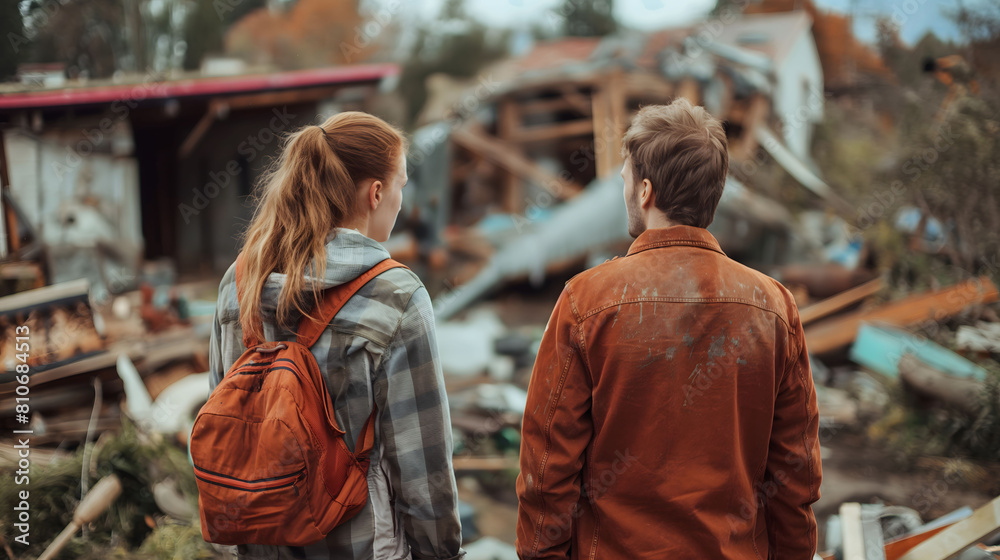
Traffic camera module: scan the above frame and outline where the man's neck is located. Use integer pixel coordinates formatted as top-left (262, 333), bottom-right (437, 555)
top-left (644, 212), bottom-right (676, 231)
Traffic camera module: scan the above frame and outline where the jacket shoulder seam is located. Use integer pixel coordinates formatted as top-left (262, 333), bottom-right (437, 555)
top-left (579, 297), bottom-right (792, 331)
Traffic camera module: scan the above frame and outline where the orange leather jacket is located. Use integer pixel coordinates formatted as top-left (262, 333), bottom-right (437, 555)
top-left (516, 226), bottom-right (822, 559)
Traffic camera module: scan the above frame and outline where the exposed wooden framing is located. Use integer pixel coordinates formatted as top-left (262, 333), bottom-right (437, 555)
top-left (179, 99), bottom-right (225, 158)
top-left (591, 84), bottom-right (610, 178)
top-left (221, 85), bottom-right (348, 110)
top-left (798, 278), bottom-right (883, 326)
top-left (591, 68), bottom-right (628, 180)
top-left (512, 119), bottom-right (594, 144)
top-left (606, 66), bottom-right (627, 175)
top-left (496, 73), bottom-right (599, 97)
top-left (497, 98), bottom-right (522, 212)
top-left (623, 71), bottom-right (674, 102)
top-left (729, 94), bottom-right (770, 161)
top-left (520, 96), bottom-right (591, 116)
top-left (451, 127), bottom-right (583, 202)
top-left (178, 85), bottom-right (351, 158)
top-left (558, 84), bottom-right (593, 115)
top-left (676, 77), bottom-right (701, 106)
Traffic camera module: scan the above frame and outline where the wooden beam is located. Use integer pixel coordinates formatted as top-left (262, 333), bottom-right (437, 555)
top-left (512, 119), bottom-right (594, 144)
top-left (221, 85), bottom-right (349, 110)
top-left (799, 278), bottom-right (883, 325)
top-left (592, 83), bottom-right (612, 179)
top-left (558, 84), bottom-right (593, 115)
top-left (804, 277), bottom-right (999, 355)
top-left (898, 495), bottom-right (1000, 560)
top-left (606, 66), bottom-right (627, 174)
top-left (497, 99), bottom-right (522, 213)
top-left (179, 99), bottom-right (225, 159)
top-left (178, 85), bottom-right (351, 158)
top-left (676, 77), bottom-right (701, 106)
top-left (451, 127), bottom-right (583, 201)
top-left (624, 71), bottom-right (674, 102)
top-left (520, 97), bottom-right (591, 116)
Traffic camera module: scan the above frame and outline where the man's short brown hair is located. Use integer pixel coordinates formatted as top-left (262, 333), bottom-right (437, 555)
top-left (621, 98), bottom-right (729, 228)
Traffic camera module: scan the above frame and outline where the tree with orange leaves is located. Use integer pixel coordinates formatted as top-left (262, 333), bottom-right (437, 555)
top-left (225, 0), bottom-right (372, 69)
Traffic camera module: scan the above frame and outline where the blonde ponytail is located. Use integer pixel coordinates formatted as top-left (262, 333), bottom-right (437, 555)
top-left (237, 112), bottom-right (406, 344)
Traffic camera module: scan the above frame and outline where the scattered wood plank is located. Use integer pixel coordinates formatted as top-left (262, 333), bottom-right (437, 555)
top-left (842, 502), bottom-right (867, 560)
top-left (799, 278), bottom-right (883, 326)
top-left (804, 277), bottom-right (999, 355)
top-left (898, 495), bottom-right (1000, 560)
top-left (0, 278), bottom-right (89, 316)
top-left (885, 523), bottom-right (962, 560)
top-left (451, 127), bottom-right (584, 201)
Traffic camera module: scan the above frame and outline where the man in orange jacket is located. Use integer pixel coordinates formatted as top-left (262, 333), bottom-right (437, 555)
top-left (516, 98), bottom-right (822, 559)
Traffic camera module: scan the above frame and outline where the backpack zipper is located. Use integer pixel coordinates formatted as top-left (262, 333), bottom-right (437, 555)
top-left (194, 464), bottom-right (305, 492)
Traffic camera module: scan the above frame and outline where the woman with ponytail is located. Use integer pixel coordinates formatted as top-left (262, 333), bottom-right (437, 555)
top-left (207, 112), bottom-right (465, 559)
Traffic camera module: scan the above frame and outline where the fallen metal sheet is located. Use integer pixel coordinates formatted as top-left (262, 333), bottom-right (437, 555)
top-left (850, 322), bottom-right (988, 381)
top-left (755, 126), bottom-right (853, 216)
top-left (433, 176), bottom-right (629, 320)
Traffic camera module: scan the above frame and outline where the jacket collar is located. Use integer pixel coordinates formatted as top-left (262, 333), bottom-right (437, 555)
top-left (626, 225), bottom-right (727, 257)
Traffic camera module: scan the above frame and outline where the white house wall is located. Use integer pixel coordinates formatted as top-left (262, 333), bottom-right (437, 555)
top-left (774, 31), bottom-right (824, 162)
top-left (2, 128), bottom-right (143, 252)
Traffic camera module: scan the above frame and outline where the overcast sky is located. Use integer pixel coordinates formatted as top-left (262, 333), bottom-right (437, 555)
top-left (405, 0), bottom-right (972, 45)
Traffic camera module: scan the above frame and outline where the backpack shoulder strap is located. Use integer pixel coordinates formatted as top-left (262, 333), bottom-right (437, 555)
top-left (296, 258), bottom-right (408, 348)
top-left (233, 251), bottom-right (262, 350)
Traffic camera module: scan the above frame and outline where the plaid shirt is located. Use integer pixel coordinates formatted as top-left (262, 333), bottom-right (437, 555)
top-left (208, 228), bottom-right (465, 560)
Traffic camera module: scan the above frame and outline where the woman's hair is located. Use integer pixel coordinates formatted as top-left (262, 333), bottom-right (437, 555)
top-left (237, 111), bottom-right (407, 344)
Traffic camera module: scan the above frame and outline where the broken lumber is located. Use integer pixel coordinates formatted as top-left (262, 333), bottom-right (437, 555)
top-left (451, 126), bottom-right (584, 201)
top-left (799, 278), bottom-right (884, 325)
top-left (898, 354), bottom-right (991, 415)
top-left (804, 277), bottom-right (999, 355)
top-left (898, 495), bottom-right (1000, 560)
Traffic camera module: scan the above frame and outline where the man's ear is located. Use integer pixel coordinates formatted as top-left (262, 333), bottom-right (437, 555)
top-left (640, 178), bottom-right (655, 209)
top-left (368, 180), bottom-right (383, 210)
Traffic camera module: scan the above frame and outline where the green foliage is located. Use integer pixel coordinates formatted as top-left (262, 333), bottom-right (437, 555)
top-left (561, 0), bottom-right (617, 38)
top-left (875, 362), bottom-right (1000, 468)
top-left (397, 0), bottom-right (509, 127)
top-left (0, 419), bottom-right (207, 559)
top-left (895, 94), bottom-right (1000, 278)
top-left (182, 0), bottom-right (227, 71)
top-left (20, 0), bottom-right (127, 78)
top-left (876, 18), bottom-right (959, 89)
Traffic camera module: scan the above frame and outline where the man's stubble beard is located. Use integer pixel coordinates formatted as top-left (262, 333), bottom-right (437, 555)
top-left (626, 188), bottom-right (645, 239)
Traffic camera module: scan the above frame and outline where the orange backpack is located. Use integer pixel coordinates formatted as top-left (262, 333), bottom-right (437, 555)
top-left (191, 254), bottom-right (406, 546)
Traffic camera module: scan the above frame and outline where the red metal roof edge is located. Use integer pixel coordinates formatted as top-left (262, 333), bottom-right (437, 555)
top-left (0, 63), bottom-right (399, 110)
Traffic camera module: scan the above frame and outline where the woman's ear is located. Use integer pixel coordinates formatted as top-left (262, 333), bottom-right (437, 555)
top-left (368, 180), bottom-right (383, 210)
